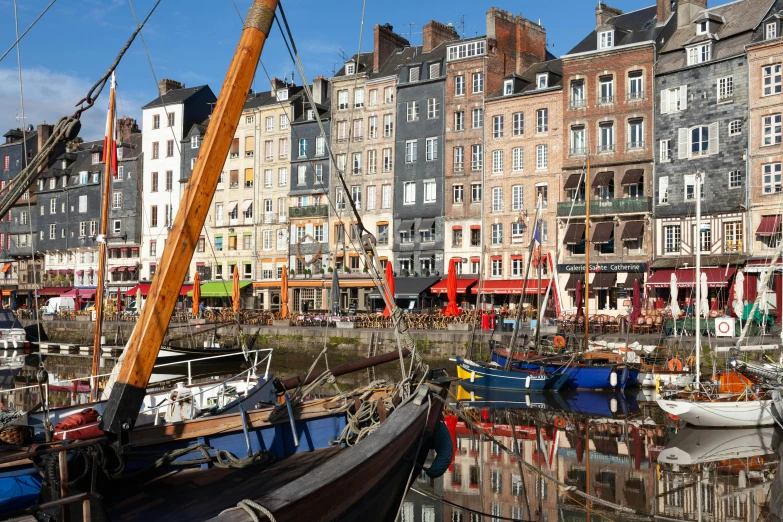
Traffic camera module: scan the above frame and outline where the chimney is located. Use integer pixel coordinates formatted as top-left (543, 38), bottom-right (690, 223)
top-left (36, 124), bottom-right (53, 175)
top-left (270, 77), bottom-right (288, 98)
top-left (116, 117), bottom-right (140, 144)
top-left (678, 0), bottom-right (708, 28)
top-left (596, 3), bottom-right (623, 28)
top-left (657, 0), bottom-right (673, 23)
top-left (312, 76), bottom-right (330, 105)
top-left (422, 20), bottom-right (459, 54)
top-left (374, 24), bottom-right (410, 72)
top-left (158, 78), bottom-right (184, 96)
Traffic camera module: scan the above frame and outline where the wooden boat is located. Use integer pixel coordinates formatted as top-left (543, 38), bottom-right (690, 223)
top-left (455, 356), bottom-right (569, 391)
top-left (657, 425), bottom-right (778, 466)
top-left (657, 395), bottom-right (775, 427)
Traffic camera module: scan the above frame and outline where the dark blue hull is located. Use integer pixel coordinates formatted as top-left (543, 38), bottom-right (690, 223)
top-left (456, 357), bottom-right (569, 391)
top-left (491, 352), bottom-right (628, 390)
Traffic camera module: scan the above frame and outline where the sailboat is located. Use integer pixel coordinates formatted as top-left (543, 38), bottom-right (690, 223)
top-left (656, 173), bottom-right (775, 427)
top-left (0, 2), bottom-right (449, 520)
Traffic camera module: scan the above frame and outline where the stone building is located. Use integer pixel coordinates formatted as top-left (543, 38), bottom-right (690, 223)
top-left (651, 0), bottom-right (773, 310)
top-left (746, 0), bottom-right (783, 320)
top-left (483, 59), bottom-right (562, 306)
top-left (558, 0), bottom-right (677, 315)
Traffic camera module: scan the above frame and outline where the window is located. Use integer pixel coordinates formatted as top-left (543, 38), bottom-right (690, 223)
top-left (664, 225), bottom-right (681, 253)
top-left (167, 112), bottom-right (175, 127)
top-left (571, 126), bottom-right (586, 156)
top-left (352, 152), bottom-right (362, 174)
top-left (472, 108), bottom-right (483, 129)
top-left (536, 145), bottom-right (548, 169)
top-left (492, 187), bottom-right (503, 212)
top-left (338, 90), bottom-right (348, 110)
top-left (406, 140), bottom-right (418, 163)
top-left (404, 182), bottom-right (416, 205)
top-left (366, 186), bottom-right (376, 210)
top-left (166, 140), bottom-right (174, 157)
top-left (492, 115), bottom-right (504, 138)
top-left (684, 174), bottom-right (703, 200)
top-left (537, 183), bottom-right (548, 207)
top-left (763, 64), bottom-right (783, 97)
top-left (265, 116), bottom-right (274, 131)
top-left (764, 114), bottom-right (782, 145)
top-left (599, 122), bottom-right (614, 152)
top-left (697, 20), bottom-right (708, 35)
top-left (471, 144), bottom-right (483, 171)
top-left (367, 116), bottom-right (378, 139)
top-left (452, 111), bottom-right (465, 132)
top-left (628, 70), bottom-right (643, 100)
top-left (78, 195), bottom-right (87, 213)
top-left (492, 150), bottom-right (503, 174)
top-left (150, 205), bottom-right (158, 227)
top-left (427, 98), bottom-right (440, 119)
top-left (407, 101), bottom-right (419, 122)
top-left (382, 148), bottom-right (392, 172)
top-left (214, 236), bottom-right (223, 251)
top-left (537, 73), bottom-right (548, 89)
top-left (165, 170), bottom-right (173, 191)
top-left (152, 114), bottom-right (160, 129)
top-left (381, 114), bottom-right (393, 138)
top-left (717, 76), bottom-right (734, 103)
top-left (491, 258), bottom-right (503, 276)
top-left (660, 139), bottom-right (672, 162)
top-left (570, 80), bottom-right (586, 109)
top-left (729, 170), bottom-right (743, 189)
top-left (504, 79), bottom-right (514, 95)
top-left (509, 148), bottom-right (523, 172)
top-left (112, 191), bottom-right (122, 209)
top-left (409, 67), bottom-right (420, 82)
top-left (690, 125), bottom-right (711, 157)
top-left (382, 184), bottom-right (391, 208)
top-left (687, 43), bottom-right (711, 65)
top-left (351, 185), bottom-right (362, 210)
top-left (628, 119), bottom-right (644, 149)
top-left (246, 115), bottom-right (254, 124)
top-left (454, 184), bottom-right (464, 203)
top-left (729, 120), bottom-right (742, 136)
top-left (152, 142), bottom-right (159, 159)
top-left (279, 167), bottom-right (288, 186)
top-left (471, 183), bottom-right (482, 202)
top-left (453, 228), bottom-right (463, 247)
top-left (455, 75), bottom-right (465, 96)
top-left (382, 87), bottom-right (393, 105)
top-left (79, 221), bottom-right (87, 237)
top-left (367, 149), bottom-right (377, 174)
top-left (354, 88), bottom-right (364, 108)
top-left (151, 171), bottom-right (159, 192)
top-left (423, 180), bottom-right (436, 203)
top-left (725, 222), bottom-right (743, 252)
top-left (454, 146), bottom-right (464, 172)
top-left (767, 22), bottom-right (778, 40)
top-left (491, 224), bottom-right (503, 245)
top-left (598, 30), bottom-right (613, 49)
top-left (313, 164), bottom-right (323, 184)
top-left (536, 109), bottom-right (548, 133)
top-left (473, 73), bottom-right (484, 93)
top-left (447, 40), bottom-right (486, 61)
top-left (279, 137), bottom-right (289, 158)
top-left (763, 163), bottom-right (782, 194)
top-left (599, 76), bottom-right (614, 104)
top-left (297, 165), bottom-right (306, 185)
top-left (425, 137), bottom-right (438, 161)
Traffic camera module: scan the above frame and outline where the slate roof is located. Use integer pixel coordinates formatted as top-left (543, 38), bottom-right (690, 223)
top-left (332, 52), bottom-right (374, 78)
top-left (142, 85), bottom-right (212, 110)
top-left (486, 59), bottom-right (564, 100)
top-left (291, 102), bottom-right (331, 124)
top-left (567, 5), bottom-right (663, 55)
top-left (371, 46), bottom-right (421, 79)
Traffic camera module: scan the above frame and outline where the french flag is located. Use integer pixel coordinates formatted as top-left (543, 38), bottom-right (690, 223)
top-left (532, 218), bottom-right (542, 261)
top-left (103, 72), bottom-right (118, 178)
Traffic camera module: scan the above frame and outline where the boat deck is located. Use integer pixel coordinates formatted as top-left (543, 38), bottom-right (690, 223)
top-left (105, 446), bottom-right (344, 521)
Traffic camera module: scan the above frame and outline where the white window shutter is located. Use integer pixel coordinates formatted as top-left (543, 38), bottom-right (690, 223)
top-left (659, 176), bottom-right (669, 204)
top-left (679, 85), bottom-right (687, 111)
top-left (708, 121), bottom-right (719, 155)
top-left (660, 90), bottom-right (669, 114)
top-left (678, 128), bottom-right (689, 159)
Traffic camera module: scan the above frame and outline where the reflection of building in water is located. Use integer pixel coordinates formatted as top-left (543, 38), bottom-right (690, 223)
top-left (400, 467), bottom-right (443, 522)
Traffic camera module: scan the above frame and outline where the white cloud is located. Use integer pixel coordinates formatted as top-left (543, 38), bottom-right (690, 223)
top-left (0, 66), bottom-right (143, 141)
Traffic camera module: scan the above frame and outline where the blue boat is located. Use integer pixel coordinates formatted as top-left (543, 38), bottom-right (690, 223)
top-left (491, 351), bottom-right (629, 390)
top-left (456, 357), bottom-right (569, 391)
top-left (454, 384), bottom-right (564, 410)
top-left (559, 390), bottom-right (639, 418)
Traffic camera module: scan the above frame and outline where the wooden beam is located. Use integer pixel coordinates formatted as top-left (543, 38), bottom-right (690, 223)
top-left (101, 0), bottom-right (278, 435)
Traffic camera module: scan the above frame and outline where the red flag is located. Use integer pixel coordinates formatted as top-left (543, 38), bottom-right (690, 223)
top-left (103, 72), bottom-right (118, 178)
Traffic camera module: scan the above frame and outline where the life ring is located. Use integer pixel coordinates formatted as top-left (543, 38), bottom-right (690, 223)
top-left (667, 358), bottom-right (683, 372)
top-left (554, 335), bottom-right (566, 348)
top-left (717, 321), bottom-right (730, 334)
top-left (554, 417), bottom-right (567, 429)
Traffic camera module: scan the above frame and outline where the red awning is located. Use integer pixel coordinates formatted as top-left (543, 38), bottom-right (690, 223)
top-left (62, 288), bottom-right (96, 299)
top-left (109, 267), bottom-right (117, 273)
top-left (470, 257), bottom-right (481, 262)
top-left (470, 225), bottom-right (481, 230)
top-left (127, 265), bottom-right (138, 271)
top-left (429, 277), bottom-right (478, 295)
top-left (76, 270), bottom-right (84, 276)
top-left (756, 215), bottom-right (783, 237)
top-left (38, 286), bottom-right (72, 296)
top-left (452, 225), bottom-right (463, 230)
top-left (646, 268), bottom-right (736, 288)
top-left (125, 283), bottom-right (194, 297)
top-left (471, 280), bottom-right (550, 295)
top-left (116, 266), bottom-right (127, 272)
top-left (510, 255), bottom-right (523, 260)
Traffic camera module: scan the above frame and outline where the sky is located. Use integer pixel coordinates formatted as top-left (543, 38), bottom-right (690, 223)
top-left (0, 0), bottom-right (737, 140)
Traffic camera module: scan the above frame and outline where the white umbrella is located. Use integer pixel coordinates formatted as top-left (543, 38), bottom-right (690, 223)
top-left (670, 273), bottom-right (680, 318)
top-left (700, 272), bottom-right (709, 318)
top-left (136, 287), bottom-right (143, 312)
top-left (759, 270), bottom-right (770, 315)
top-left (733, 270), bottom-right (744, 320)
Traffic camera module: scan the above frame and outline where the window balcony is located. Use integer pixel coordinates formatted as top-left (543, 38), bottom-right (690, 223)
top-left (352, 168), bottom-right (362, 175)
top-left (725, 240), bottom-right (744, 252)
top-left (278, 214), bottom-right (288, 223)
top-left (229, 182), bottom-right (239, 189)
top-left (569, 147), bottom-right (586, 157)
top-left (230, 152), bottom-right (240, 159)
top-left (556, 197), bottom-right (651, 217)
top-left (454, 163), bottom-right (464, 172)
top-left (627, 91), bottom-right (644, 101)
top-left (598, 96), bottom-right (614, 104)
top-left (264, 213), bottom-right (274, 224)
top-left (245, 151), bottom-right (254, 157)
top-left (597, 144), bottom-right (615, 153)
top-left (627, 141), bottom-right (645, 150)
top-left (288, 205), bottom-right (329, 218)
top-left (570, 99), bottom-right (586, 109)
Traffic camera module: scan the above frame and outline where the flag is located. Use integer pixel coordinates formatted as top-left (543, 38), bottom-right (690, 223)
top-left (532, 219), bottom-right (542, 262)
top-left (103, 72), bottom-right (118, 178)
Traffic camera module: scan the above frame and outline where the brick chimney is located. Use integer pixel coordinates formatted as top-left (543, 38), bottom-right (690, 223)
top-left (657, 0), bottom-right (674, 24)
top-left (596, 3), bottom-right (623, 28)
top-left (158, 78), bottom-right (184, 96)
top-left (486, 8), bottom-right (547, 77)
top-left (116, 117), bottom-right (140, 144)
top-left (312, 76), bottom-right (330, 105)
top-left (678, 0), bottom-right (708, 28)
top-left (374, 24), bottom-right (410, 72)
top-left (422, 20), bottom-right (459, 53)
top-left (36, 124), bottom-right (53, 175)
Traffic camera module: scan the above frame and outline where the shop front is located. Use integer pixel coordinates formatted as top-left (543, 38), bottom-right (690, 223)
top-left (646, 267), bottom-right (736, 314)
top-left (126, 283), bottom-right (194, 310)
top-left (469, 279), bottom-right (550, 311)
top-left (429, 277), bottom-right (478, 310)
top-left (557, 263), bottom-right (646, 317)
top-left (368, 276), bottom-right (441, 313)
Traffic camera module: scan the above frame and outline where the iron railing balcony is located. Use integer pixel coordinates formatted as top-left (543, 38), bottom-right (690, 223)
top-left (556, 197), bottom-right (651, 217)
top-left (288, 205), bottom-right (329, 218)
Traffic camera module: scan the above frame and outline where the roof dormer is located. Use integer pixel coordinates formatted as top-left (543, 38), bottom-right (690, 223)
top-left (503, 79), bottom-right (514, 96)
top-left (693, 12), bottom-right (723, 37)
top-left (598, 28), bottom-right (614, 49)
top-left (536, 73), bottom-right (549, 89)
top-left (345, 61), bottom-right (356, 75)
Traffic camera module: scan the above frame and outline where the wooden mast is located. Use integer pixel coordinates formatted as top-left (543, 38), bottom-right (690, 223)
top-left (101, 0), bottom-right (278, 435)
top-left (91, 74), bottom-right (115, 401)
top-left (584, 157), bottom-right (591, 349)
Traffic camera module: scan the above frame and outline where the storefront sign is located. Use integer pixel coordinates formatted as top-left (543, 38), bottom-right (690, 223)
top-left (557, 263), bottom-right (646, 273)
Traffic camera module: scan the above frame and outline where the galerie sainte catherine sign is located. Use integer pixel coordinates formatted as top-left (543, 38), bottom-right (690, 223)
top-left (556, 263), bottom-right (646, 273)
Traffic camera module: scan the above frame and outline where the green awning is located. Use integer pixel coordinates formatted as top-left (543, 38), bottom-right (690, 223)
top-left (187, 281), bottom-right (252, 297)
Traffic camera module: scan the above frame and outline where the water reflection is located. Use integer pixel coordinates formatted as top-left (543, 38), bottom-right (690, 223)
top-left (401, 385), bottom-right (780, 522)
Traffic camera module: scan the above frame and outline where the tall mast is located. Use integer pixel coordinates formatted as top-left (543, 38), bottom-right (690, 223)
top-left (695, 172), bottom-right (701, 385)
top-left (584, 157), bottom-right (591, 349)
top-left (91, 73), bottom-right (116, 401)
top-left (101, 0), bottom-right (279, 434)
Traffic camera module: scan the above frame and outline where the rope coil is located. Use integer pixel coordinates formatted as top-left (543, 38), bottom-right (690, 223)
top-left (244, 4), bottom-right (275, 34)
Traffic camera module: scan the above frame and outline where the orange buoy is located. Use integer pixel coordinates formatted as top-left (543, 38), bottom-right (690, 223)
top-left (667, 358), bottom-right (683, 372)
top-left (554, 335), bottom-right (566, 348)
top-left (554, 417), bottom-right (567, 429)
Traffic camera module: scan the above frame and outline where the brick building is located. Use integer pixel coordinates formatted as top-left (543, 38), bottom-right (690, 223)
top-left (558, 0), bottom-right (677, 315)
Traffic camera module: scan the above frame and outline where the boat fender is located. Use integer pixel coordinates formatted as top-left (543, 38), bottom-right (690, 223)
top-left (554, 336), bottom-right (566, 348)
top-left (610, 372), bottom-right (618, 388)
top-left (444, 414), bottom-right (458, 466)
top-left (668, 359), bottom-right (683, 372)
top-left (426, 421), bottom-right (454, 479)
top-left (53, 408), bottom-right (103, 441)
top-left (610, 398), bottom-right (618, 413)
top-left (525, 376), bottom-right (531, 389)
top-left (554, 417), bottom-right (567, 429)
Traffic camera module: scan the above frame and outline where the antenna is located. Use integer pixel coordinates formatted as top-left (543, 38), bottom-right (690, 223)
top-left (406, 22), bottom-right (416, 43)
top-left (459, 14), bottom-right (466, 39)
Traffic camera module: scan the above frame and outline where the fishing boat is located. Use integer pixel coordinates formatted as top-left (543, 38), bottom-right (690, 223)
top-left (0, 2), bottom-right (449, 519)
top-left (455, 356), bottom-right (569, 391)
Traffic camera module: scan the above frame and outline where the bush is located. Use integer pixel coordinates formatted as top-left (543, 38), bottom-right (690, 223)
top-left (328, 266), bottom-right (334, 273)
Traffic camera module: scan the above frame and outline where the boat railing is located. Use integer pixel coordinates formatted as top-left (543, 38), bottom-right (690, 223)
top-left (151, 348), bottom-right (273, 385)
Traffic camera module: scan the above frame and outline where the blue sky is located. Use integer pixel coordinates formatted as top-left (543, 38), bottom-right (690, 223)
top-left (0, 0), bottom-right (735, 139)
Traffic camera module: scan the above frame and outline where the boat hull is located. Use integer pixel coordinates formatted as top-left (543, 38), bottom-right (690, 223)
top-left (656, 398), bottom-right (775, 427)
top-left (456, 357), bottom-right (566, 391)
top-left (491, 352), bottom-right (628, 390)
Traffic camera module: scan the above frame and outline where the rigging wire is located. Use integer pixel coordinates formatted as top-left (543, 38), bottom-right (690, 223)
top-left (0, 0), bottom-right (59, 65)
